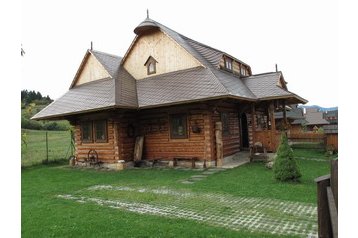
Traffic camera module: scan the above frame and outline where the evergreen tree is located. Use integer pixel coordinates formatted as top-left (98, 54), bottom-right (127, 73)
top-left (273, 133), bottom-right (301, 182)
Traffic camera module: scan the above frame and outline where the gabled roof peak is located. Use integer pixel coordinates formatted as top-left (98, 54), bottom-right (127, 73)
top-left (134, 17), bottom-right (159, 35)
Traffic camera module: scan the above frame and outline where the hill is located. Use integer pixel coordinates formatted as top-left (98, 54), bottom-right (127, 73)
top-left (298, 105), bottom-right (338, 112)
top-left (21, 90), bottom-right (71, 131)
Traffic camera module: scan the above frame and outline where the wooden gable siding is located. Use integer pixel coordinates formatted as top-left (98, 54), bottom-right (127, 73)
top-left (123, 30), bottom-right (202, 79)
top-left (138, 104), bottom-right (212, 161)
top-left (219, 57), bottom-right (250, 76)
top-left (211, 101), bottom-right (241, 157)
top-left (75, 53), bottom-right (110, 86)
top-left (74, 119), bottom-right (118, 163)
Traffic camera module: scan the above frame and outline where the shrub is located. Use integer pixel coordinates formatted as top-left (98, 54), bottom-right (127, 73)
top-left (273, 133), bottom-right (302, 182)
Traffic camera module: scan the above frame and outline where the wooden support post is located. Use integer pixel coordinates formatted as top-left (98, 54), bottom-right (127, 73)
top-left (134, 136), bottom-right (144, 161)
top-left (251, 103), bottom-right (256, 144)
top-left (215, 122), bottom-right (223, 167)
top-left (269, 102), bottom-right (277, 151)
top-left (330, 160), bottom-right (338, 209)
top-left (315, 175), bottom-right (332, 238)
top-left (282, 100), bottom-right (287, 129)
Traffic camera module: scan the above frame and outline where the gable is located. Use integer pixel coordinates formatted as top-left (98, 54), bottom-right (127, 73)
top-left (122, 30), bottom-right (202, 79)
top-left (73, 53), bottom-right (111, 87)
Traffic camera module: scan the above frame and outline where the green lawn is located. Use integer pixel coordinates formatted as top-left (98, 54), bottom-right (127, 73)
top-left (22, 149), bottom-right (331, 237)
top-left (21, 129), bottom-right (72, 167)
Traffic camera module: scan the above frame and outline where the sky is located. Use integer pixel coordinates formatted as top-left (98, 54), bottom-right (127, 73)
top-left (21, 0), bottom-right (339, 108)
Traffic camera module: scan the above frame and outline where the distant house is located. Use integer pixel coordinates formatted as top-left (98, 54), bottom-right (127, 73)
top-left (32, 17), bottom-right (307, 168)
top-left (304, 108), bottom-right (329, 132)
top-left (323, 110), bottom-right (338, 125)
top-left (275, 104), bottom-right (307, 134)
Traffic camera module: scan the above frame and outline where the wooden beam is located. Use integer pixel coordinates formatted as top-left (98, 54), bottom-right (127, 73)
top-left (215, 122), bottom-right (223, 167)
top-left (315, 175), bottom-right (332, 238)
top-left (269, 101), bottom-right (276, 151)
top-left (282, 100), bottom-right (287, 127)
top-left (133, 136), bottom-right (144, 161)
top-left (251, 103), bottom-right (256, 144)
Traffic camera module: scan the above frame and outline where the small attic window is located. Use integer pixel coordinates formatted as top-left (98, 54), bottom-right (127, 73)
top-left (224, 57), bottom-right (233, 71)
top-left (144, 56), bottom-right (158, 75)
top-left (240, 65), bottom-right (247, 76)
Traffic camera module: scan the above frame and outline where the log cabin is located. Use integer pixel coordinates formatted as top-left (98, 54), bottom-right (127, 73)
top-left (32, 16), bottom-right (307, 169)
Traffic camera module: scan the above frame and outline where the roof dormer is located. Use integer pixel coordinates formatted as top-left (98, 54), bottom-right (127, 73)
top-left (144, 56), bottom-right (158, 75)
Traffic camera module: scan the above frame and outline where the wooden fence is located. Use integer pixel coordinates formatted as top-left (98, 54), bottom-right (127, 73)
top-left (288, 133), bottom-right (327, 150)
top-left (315, 160), bottom-right (338, 238)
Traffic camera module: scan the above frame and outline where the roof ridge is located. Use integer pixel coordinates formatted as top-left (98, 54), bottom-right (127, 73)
top-left (247, 71), bottom-right (281, 78)
top-left (182, 36), bottom-right (251, 67)
top-left (90, 49), bottom-right (122, 59)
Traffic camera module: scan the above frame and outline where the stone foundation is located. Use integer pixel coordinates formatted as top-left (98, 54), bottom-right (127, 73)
top-left (73, 159), bottom-right (218, 170)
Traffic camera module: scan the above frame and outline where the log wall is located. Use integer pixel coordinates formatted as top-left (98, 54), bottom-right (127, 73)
top-left (210, 101), bottom-right (241, 157)
top-left (138, 104), bottom-right (211, 161)
top-left (74, 118), bottom-right (118, 163)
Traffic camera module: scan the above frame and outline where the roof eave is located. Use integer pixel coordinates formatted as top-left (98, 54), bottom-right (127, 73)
top-left (258, 94), bottom-right (308, 104)
top-left (31, 105), bottom-right (138, 121)
top-left (138, 95), bottom-right (256, 110)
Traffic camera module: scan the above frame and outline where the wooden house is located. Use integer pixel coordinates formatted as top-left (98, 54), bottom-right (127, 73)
top-left (33, 17), bottom-right (307, 169)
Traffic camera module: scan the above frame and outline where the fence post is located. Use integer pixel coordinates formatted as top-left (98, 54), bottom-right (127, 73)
top-left (46, 131), bottom-right (49, 163)
top-left (315, 174), bottom-right (332, 238)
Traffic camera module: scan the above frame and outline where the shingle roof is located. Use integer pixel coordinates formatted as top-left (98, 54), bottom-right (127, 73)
top-left (91, 50), bottom-right (122, 78)
top-left (33, 78), bottom-right (117, 119)
top-left (137, 67), bottom-right (229, 108)
top-left (275, 105), bottom-right (305, 120)
top-left (242, 72), bottom-right (290, 99)
top-left (33, 18), bottom-right (307, 120)
top-left (305, 111), bottom-right (329, 126)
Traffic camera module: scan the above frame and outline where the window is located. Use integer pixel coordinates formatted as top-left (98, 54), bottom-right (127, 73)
top-left (81, 120), bottom-right (108, 143)
top-left (81, 122), bottom-right (93, 143)
top-left (240, 65), bottom-right (247, 76)
top-left (221, 112), bottom-right (230, 135)
top-left (148, 62), bottom-right (155, 74)
top-left (94, 120), bottom-right (107, 142)
top-left (224, 57), bottom-right (233, 71)
top-left (170, 114), bottom-right (187, 139)
top-left (144, 56), bottom-right (158, 75)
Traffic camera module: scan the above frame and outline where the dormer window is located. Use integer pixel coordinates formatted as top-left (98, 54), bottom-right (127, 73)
top-left (144, 56), bottom-right (158, 75)
top-left (240, 66), bottom-right (247, 76)
top-left (224, 57), bottom-right (233, 71)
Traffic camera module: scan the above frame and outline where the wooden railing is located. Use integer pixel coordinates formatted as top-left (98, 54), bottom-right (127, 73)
top-left (315, 160), bottom-right (338, 238)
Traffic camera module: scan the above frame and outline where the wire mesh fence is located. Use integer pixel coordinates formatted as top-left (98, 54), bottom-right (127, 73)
top-left (21, 129), bottom-right (74, 167)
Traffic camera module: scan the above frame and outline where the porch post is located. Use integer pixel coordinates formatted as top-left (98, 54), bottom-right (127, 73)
top-left (282, 100), bottom-right (287, 128)
top-left (251, 103), bottom-right (256, 145)
top-left (215, 122), bottom-right (223, 167)
top-left (269, 101), bottom-right (277, 151)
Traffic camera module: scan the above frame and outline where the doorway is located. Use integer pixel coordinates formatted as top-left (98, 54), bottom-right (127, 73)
top-left (240, 113), bottom-right (249, 149)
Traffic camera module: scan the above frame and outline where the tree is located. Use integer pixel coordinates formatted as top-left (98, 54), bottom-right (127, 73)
top-left (273, 133), bottom-right (301, 182)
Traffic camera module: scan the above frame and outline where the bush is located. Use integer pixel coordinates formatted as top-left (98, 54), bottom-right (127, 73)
top-left (273, 133), bottom-right (302, 182)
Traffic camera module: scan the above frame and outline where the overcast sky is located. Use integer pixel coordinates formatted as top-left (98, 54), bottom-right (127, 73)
top-left (21, 0), bottom-right (339, 108)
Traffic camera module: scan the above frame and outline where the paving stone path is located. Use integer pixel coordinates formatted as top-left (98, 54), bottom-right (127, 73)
top-left (58, 185), bottom-right (318, 237)
top-left (179, 168), bottom-right (227, 184)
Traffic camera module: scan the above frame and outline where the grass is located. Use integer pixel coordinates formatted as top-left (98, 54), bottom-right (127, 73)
top-left (21, 129), bottom-right (72, 167)
top-left (22, 148), bottom-right (331, 237)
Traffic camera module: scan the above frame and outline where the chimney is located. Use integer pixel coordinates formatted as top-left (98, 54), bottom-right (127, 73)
top-left (90, 41), bottom-right (93, 51)
top-left (275, 64), bottom-right (278, 72)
